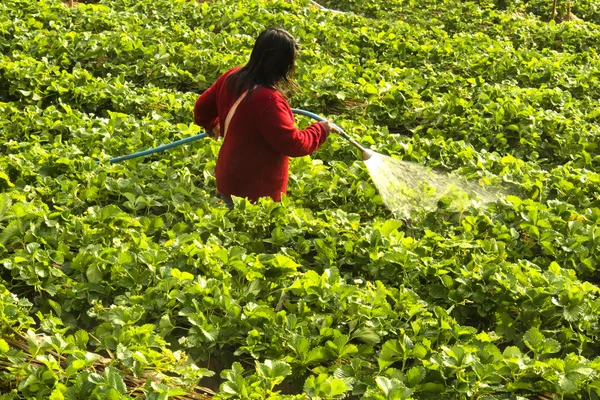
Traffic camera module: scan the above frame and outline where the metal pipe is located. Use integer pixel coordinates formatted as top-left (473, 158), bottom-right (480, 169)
top-left (309, 0), bottom-right (344, 13)
top-left (291, 108), bottom-right (373, 160)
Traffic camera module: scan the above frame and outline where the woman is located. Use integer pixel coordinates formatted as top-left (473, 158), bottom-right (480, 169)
top-left (193, 27), bottom-right (332, 208)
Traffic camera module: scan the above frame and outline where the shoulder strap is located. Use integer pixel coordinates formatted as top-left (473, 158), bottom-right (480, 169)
top-left (223, 90), bottom-right (249, 140)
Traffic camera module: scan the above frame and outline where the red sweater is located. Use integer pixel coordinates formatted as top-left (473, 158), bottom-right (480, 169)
top-left (193, 68), bottom-right (329, 202)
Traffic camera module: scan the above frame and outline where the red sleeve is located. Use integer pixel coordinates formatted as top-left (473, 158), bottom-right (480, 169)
top-left (193, 68), bottom-right (240, 130)
top-left (257, 94), bottom-right (328, 157)
top-left (194, 84), bottom-right (219, 131)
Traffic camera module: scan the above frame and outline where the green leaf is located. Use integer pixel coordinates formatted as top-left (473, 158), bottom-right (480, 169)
top-left (365, 84), bottom-right (378, 95)
top-left (420, 382), bottom-right (445, 392)
top-left (19, 373), bottom-right (39, 390)
top-left (542, 338), bottom-right (561, 354)
top-left (375, 376), bottom-right (396, 398)
top-left (49, 385), bottom-right (66, 400)
top-left (289, 335), bottom-right (310, 357)
top-left (0, 338), bottom-right (9, 353)
top-left (105, 367), bottom-right (127, 394)
top-left (378, 339), bottom-right (406, 371)
top-left (376, 376), bottom-right (414, 399)
top-left (105, 388), bottom-right (123, 400)
top-left (352, 326), bottom-right (380, 345)
top-left (0, 172), bottom-right (14, 187)
top-left (306, 347), bottom-right (328, 365)
top-left (220, 362), bottom-right (246, 397)
top-left (380, 220), bottom-right (403, 236)
top-left (303, 375), bottom-right (319, 396)
top-left (563, 304), bottom-right (584, 322)
top-left (328, 378), bottom-right (348, 396)
top-left (503, 346), bottom-right (522, 358)
top-left (66, 358), bottom-right (86, 376)
top-left (159, 315), bottom-right (175, 336)
top-left (559, 374), bottom-right (579, 394)
top-left (88, 373), bottom-right (104, 384)
top-left (0, 193), bottom-right (11, 220)
top-left (75, 330), bottom-right (89, 348)
top-left (0, 220), bottom-right (20, 246)
top-left (523, 327), bottom-right (544, 353)
top-left (48, 299), bottom-right (62, 317)
top-left (171, 268), bottom-right (194, 282)
top-left (406, 366), bottom-right (425, 387)
top-left (411, 344), bottom-right (428, 359)
top-left (86, 265), bottom-right (103, 283)
top-left (256, 359), bottom-right (291, 386)
top-left (200, 325), bottom-right (219, 342)
top-left (167, 387), bottom-right (188, 396)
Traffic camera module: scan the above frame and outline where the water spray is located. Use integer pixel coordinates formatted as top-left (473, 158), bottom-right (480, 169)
top-left (286, 111), bottom-right (503, 217)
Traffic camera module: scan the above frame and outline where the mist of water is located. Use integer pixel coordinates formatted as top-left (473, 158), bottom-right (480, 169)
top-left (363, 152), bottom-right (505, 219)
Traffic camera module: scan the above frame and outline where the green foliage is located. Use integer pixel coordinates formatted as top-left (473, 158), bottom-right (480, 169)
top-left (1, 0), bottom-right (600, 398)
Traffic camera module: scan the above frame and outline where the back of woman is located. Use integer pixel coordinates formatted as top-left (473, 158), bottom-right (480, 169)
top-left (194, 27), bottom-right (331, 204)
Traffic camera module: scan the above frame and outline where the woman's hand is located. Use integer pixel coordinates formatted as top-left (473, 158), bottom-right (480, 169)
top-left (210, 124), bottom-right (222, 139)
top-left (319, 119), bottom-right (334, 136)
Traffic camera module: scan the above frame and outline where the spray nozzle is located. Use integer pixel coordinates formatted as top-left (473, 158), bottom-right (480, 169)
top-left (361, 148), bottom-right (374, 160)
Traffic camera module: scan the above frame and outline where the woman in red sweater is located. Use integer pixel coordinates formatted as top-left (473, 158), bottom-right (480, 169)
top-left (193, 28), bottom-right (331, 208)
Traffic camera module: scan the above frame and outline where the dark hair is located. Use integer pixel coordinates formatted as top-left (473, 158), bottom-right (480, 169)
top-left (226, 27), bottom-right (299, 96)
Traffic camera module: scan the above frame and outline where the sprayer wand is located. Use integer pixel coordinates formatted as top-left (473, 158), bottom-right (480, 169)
top-left (290, 109), bottom-right (373, 160)
top-left (99, 109), bottom-right (372, 164)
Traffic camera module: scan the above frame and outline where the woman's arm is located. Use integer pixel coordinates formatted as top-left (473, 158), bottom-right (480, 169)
top-left (257, 95), bottom-right (330, 157)
top-left (193, 83), bottom-right (220, 132)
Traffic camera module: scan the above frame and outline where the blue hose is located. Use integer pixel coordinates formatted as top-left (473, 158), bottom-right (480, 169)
top-left (102, 132), bottom-right (210, 164)
top-left (101, 108), bottom-right (358, 164)
top-left (291, 108), bottom-right (346, 132)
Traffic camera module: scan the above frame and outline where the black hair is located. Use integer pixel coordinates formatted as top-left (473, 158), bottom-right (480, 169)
top-left (226, 27), bottom-right (299, 96)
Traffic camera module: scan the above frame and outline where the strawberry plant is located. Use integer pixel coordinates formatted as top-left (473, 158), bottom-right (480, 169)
top-left (2, 0), bottom-right (600, 398)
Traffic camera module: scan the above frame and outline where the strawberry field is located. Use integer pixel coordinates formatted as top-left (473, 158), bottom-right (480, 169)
top-left (1, 0), bottom-right (600, 398)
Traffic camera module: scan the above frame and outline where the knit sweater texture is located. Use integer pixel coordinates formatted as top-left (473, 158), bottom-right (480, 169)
top-left (194, 67), bottom-right (329, 202)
